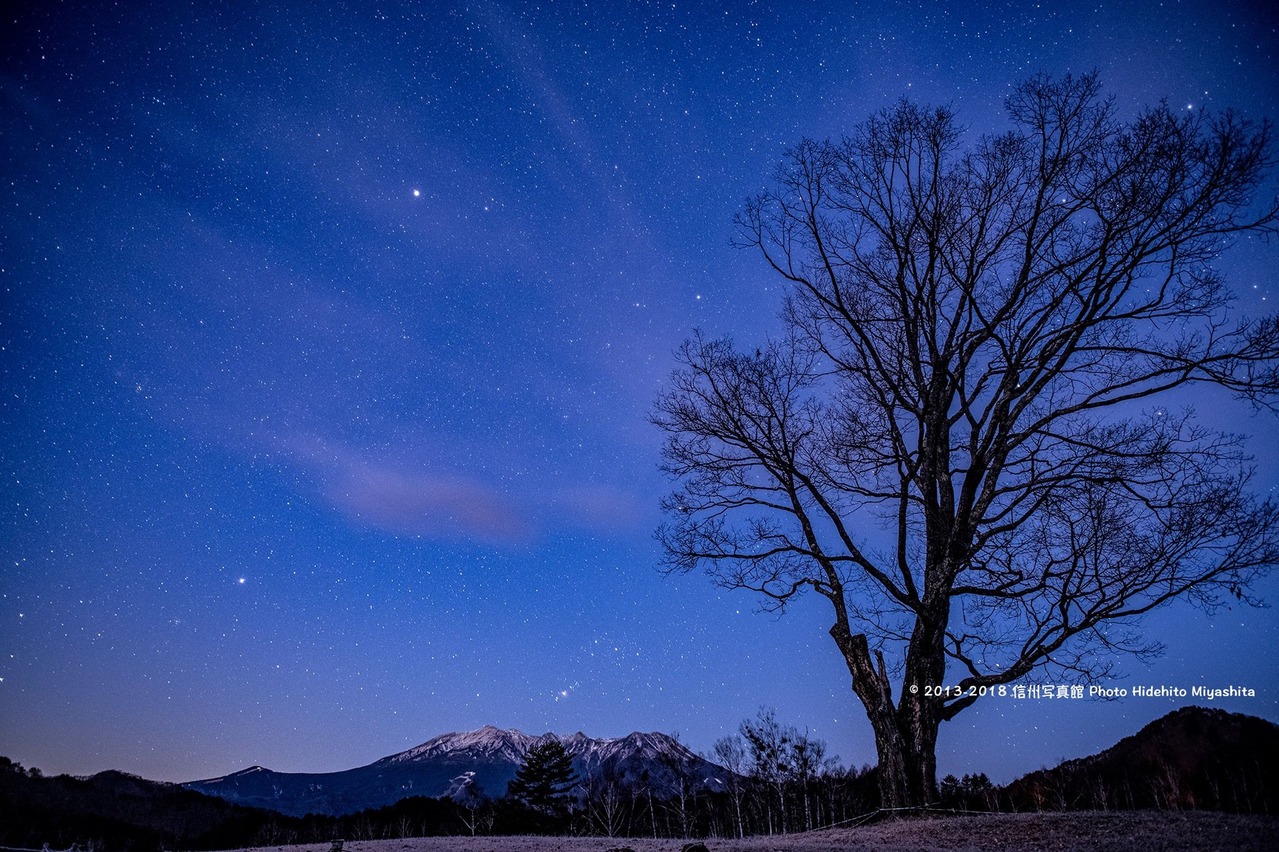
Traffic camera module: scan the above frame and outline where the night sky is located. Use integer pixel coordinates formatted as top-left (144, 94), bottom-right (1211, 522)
top-left (3, 1), bottom-right (1278, 786)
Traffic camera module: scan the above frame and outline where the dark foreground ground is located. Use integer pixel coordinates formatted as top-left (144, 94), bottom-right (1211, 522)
top-left (222, 811), bottom-right (1279, 852)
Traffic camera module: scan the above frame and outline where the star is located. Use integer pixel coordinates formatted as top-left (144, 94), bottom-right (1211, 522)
top-left (5, 0), bottom-right (1276, 791)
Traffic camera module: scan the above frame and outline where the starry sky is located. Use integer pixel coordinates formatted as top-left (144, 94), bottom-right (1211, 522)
top-left (3, 0), bottom-right (1278, 786)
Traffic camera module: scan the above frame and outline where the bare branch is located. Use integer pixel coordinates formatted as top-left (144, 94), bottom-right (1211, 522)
top-left (654, 72), bottom-right (1278, 808)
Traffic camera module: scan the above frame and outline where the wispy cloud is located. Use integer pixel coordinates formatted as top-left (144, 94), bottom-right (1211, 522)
top-left (290, 437), bottom-right (649, 544)
top-left (287, 436), bottom-right (530, 544)
top-left (325, 459), bottom-right (531, 543)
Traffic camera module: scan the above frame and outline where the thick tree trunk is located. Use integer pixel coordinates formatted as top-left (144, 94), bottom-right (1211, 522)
top-left (831, 622), bottom-right (944, 810)
top-left (894, 693), bottom-right (941, 806)
top-left (831, 625), bottom-right (905, 807)
top-left (897, 604), bottom-right (949, 806)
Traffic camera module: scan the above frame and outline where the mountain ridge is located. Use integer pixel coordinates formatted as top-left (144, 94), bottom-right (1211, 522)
top-left (1002, 706), bottom-right (1279, 812)
top-left (185, 725), bottom-right (726, 817)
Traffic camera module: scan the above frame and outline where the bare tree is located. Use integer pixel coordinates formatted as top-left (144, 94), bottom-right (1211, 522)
top-left (712, 734), bottom-right (749, 838)
top-left (741, 708), bottom-right (795, 834)
top-left (654, 73), bottom-right (1279, 809)
top-left (789, 729), bottom-right (835, 829)
top-left (582, 767), bottom-right (630, 837)
top-left (656, 734), bottom-right (695, 837)
top-left (456, 780), bottom-right (490, 836)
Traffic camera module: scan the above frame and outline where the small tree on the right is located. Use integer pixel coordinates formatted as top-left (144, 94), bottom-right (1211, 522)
top-left (655, 72), bottom-right (1279, 811)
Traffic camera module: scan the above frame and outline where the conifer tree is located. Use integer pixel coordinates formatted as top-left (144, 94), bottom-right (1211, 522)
top-left (508, 739), bottom-right (579, 816)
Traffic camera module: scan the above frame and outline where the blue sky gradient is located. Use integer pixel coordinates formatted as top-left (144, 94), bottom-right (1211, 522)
top-left (3, 0), bottom-right (1278, 784)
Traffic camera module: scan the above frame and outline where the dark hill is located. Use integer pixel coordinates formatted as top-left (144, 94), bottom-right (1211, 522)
top-left (0, 758), bottom-right (468, 851)
top-left (1004, 706), bottom-right (1279, 812)
top-left (0, 758), bottom-right (290, 850)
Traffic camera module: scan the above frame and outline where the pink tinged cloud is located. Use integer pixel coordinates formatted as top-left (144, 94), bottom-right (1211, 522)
top-left (288, 437), bottom-right (642, 544)
top-left (325, 462), bottom-right (531, 544)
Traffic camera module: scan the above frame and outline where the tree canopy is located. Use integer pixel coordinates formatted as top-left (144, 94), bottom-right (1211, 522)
top-left (654, 72), bottom-right (1279, 808)
top-left (508, 739), bottom-right (579, 817)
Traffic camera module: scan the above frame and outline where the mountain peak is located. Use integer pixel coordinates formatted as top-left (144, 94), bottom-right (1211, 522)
top-left (188, 725), bottom-right (727, 817)
top-left (382, 726), bottom-right (538, 765)
top-left (1004, 706), bottom-right (1279, 812)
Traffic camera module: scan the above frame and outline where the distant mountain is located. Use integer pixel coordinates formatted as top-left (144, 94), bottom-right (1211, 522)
top-left (185, 725), bottom-right (727, 817)
top-left (1004, 706), bottom-right (1279, 812)
top-left (0, 759), bottom-right (287, 850)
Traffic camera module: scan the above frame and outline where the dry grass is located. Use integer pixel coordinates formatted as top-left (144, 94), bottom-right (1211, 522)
top-left (228, 810), bottom-right (1279, 852)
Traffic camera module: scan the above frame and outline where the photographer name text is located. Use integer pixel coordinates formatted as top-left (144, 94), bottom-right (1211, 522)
top-left (1089, 685), bottom-right (1255, 700)
top-left (913, 683), bottom-right (1256, 700)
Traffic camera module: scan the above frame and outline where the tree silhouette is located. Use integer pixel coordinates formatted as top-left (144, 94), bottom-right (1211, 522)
top-left (654, 72), bottom-right (1279, 809)
top-left (741, 708), bottom-right (795, 834)
top-left (507, 739), bottom-right (579, 818)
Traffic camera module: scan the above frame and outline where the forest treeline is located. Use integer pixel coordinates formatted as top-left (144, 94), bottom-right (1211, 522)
top-left (3, 707), bottom-right (1276, 851)
top-left (0, 709), bottom-right (883, 850)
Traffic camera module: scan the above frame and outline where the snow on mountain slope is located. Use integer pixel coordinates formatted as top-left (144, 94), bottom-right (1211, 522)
top-left (379, 725), bottom-right (541, 765)
top-left (185, 726), bottom-right (727, 817)
top-left (378, 726), bottom-right (713, 782)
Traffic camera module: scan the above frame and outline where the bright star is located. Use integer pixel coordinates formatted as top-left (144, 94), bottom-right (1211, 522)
top-left (412, 188), bottom-right (421, 197)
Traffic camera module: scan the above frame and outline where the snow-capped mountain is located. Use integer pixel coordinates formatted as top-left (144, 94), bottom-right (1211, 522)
top-left (184, 726), bottom-right (726, 817)
top-left (379, 724), bottom-right (541, 765)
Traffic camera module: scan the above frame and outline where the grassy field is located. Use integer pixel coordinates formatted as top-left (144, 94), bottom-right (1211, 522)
top-left (225, 811), bottom-right (1279, 852)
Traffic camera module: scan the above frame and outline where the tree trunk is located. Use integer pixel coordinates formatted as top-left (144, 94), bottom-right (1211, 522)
top-left (895, 691), bottom-right (941, 806)
top-left (831, 623), bottom-right (943, 810)
top-left (897, 602), bottom-right (949, 806)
